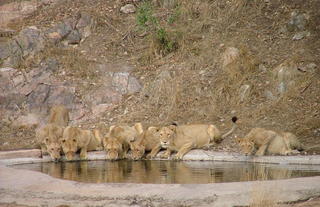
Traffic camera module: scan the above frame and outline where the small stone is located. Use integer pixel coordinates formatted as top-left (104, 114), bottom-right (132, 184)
top-left (120, 4), bottom-right (136, 14)
top-left (292, 31), bottom-right (310, 40)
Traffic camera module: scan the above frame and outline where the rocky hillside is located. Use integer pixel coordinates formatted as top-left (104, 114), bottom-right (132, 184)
top-left (0, 0), bottom-right (319, 152)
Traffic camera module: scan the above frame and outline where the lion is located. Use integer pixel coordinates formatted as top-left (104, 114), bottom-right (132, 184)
top-left (36, 123), bottom-right (64, 161)
top-left (156, 117), bottom-right (238, 160)
top-left (37, 105), bottom-right (70, 160)
top-left (236, 128), bottom-right (303, 156)
top-left (48, 105), bottom-right (69, 126)
top-left (103, 136), bottom-right (125, 160)
top-left (129, 126), bottom-right (161, 160)
top-left (105, 123), bottom-right (144, 159)
top-left (61, 126), bottom-right (103, 160)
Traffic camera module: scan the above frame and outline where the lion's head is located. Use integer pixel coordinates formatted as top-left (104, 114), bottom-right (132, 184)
top-left (159, 125), bottom-right (176, 148)
top-left (236, 138), bottom-right (255, 155)
top-left (47, 142), bottom-right (62, 161)
top-left (130, 141), bottom-right (145, 160)
top-left (104, 137), bottom-right (123, 161)
top-left (61, 127), bottom-right (80, 161)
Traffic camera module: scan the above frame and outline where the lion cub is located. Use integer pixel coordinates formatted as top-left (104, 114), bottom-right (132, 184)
top-left (236, 128), bottom-right (303, 156)
top-left (129, 126), bottom-right (161, 160)
top-left (62, 126), bottom-right (102, 160)
top-left (157, 117), bottom-right (238, 160)
top-left (37, 105), bottom-right (69, 161)
top-left (36, 124), bottom-right (64, 161)
top-left (103, 123), bottom-right (143, 160)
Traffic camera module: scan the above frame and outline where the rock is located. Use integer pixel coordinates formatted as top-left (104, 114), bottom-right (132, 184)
top-left (1, 40), bottom-right (23, 67)
top-left (15, 27), bottom-right (45, 58)
top-left (65, 29), bottom-right (81, 45)
top-left (272, 60), bottom-right (302, 94)
top-left (76, 13), bottom-right (94, 42)
top-left (91, 104), bottom-right (113, 116)
top-left (112, 72), bottom-right (141, 95)
top-left (86, 86), bottom-right (122, 106)
top-left (46, 85), bottom-right (76, 107)
top-left (264, 90), bottom-right (276, 101)
top-left (221, 47), bottom-right (240, 68)
top-left (239, 85), bottom-right (251, 102)
top-left (292, 31), bottom-right (310, 40)
top-left (120, 4), bottom-right (136, 14)
top-left (26, 84), bottom-right (51, 113)
top-left (112, 72), bottom-right (130, 94)
top-left (128, 76), bottom-right (142, 94)
top-left (287, 11), bottom-right (309, 32)
top-left (40, 58), bottom-right (59, 73)
top-left (0, 0), bottom-right (38, 28)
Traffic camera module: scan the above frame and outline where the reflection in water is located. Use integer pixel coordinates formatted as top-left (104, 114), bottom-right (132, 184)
top-left (14, 160), bottom-right (320, 184)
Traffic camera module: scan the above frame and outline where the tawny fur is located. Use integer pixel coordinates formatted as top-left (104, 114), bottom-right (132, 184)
top-left (157, 119), bottom-right (237, 160)
top-left (36, 123), bottom-right (64, 161)
top-left (107, 123), bottom-right (144, 159)
top-left (236, 128), bottom-right (303, 156)
top-left (130, 126), bottom-right (161, 160)
top-left (61, 126), bottom-right (102, 160)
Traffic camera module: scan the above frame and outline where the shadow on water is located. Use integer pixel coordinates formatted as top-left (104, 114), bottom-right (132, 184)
top-left (12, 160), bottom-right (320, 184)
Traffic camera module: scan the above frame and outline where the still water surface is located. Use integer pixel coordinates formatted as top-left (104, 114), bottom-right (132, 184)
top-left (13, 160), bottom-right (320, 184)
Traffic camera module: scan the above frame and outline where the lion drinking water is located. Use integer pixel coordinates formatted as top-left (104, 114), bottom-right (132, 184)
top-left (37, 105), bottom-right (69, 161)
top-left (61, 126), bottom-right (102, 160)
top-left (236, 128), bottom-right (303, 156)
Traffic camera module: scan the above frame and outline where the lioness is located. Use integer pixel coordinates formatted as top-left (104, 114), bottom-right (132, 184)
top-left (61, 126), bottom-right (103, 160)
top-left (129, 126), bottom-right (161, 160)
top-left (236, 128), bottom-right (303, 156)
top-left (103, 137), bottom-right (124, 160)
top-left (36, 123), bottom-right (64, 161)
top-left (107, 123), bottom-right (144, 158)
top-left (157, 117), bottom-right (238, 160)
top-left (37, 105), bottom-right (70, 160)
top-left (48, 105), bottom-right (69, 126)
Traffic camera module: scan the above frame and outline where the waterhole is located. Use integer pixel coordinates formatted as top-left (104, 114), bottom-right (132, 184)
top-left (13, 160), bottom-right (320, 184)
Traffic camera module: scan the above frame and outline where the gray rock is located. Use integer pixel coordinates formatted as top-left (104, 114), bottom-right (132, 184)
top-left (288, 11), bottom-right (308, 32)
top-left (128, 76), bottom-right (142, 94)
top-left (15, 26), bottom-right (45, 58)
top-left (112, 72), bottom-right (129, 94)
top-left (27, 84), bottom-right (51, 113)
top-left (120, 4), bottom-right (136, 14)
top-left (40, 58), bottom-right (59, 73)
top-left (264, 90), bottom-right (277, 101)
top-left (1, 40), bottom-right (23, 67)
top-left (53, 21), bottom-right (73, 39)
top-left (76, 13), bottom-right (94, 41)
top-left (292, 31), bottom-right (310, 40)
top-left (272, 60), bottom-right (303, 95)
top-left (65, 29), bottom-right (81, 45)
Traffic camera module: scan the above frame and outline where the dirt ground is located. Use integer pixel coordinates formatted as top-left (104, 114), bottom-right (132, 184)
top-left (1, 0), bottom-right (320, 153)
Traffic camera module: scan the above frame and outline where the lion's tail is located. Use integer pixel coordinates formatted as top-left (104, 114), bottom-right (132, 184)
top-left (221, 116), bottom-right (238, 139)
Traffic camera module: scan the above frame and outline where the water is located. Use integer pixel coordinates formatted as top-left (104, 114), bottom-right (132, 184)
top-left (12, 160), bottom-right (320, 184)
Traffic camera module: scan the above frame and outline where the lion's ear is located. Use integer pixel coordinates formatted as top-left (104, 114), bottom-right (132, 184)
top-left (168, 125), bottom-right (177, 132)
top-left (148, 126), bottom-right (160, 132)
top-left (235, 137), bottom-right (242, 144)
top-left (134, 123), bottom-right (144, 134)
